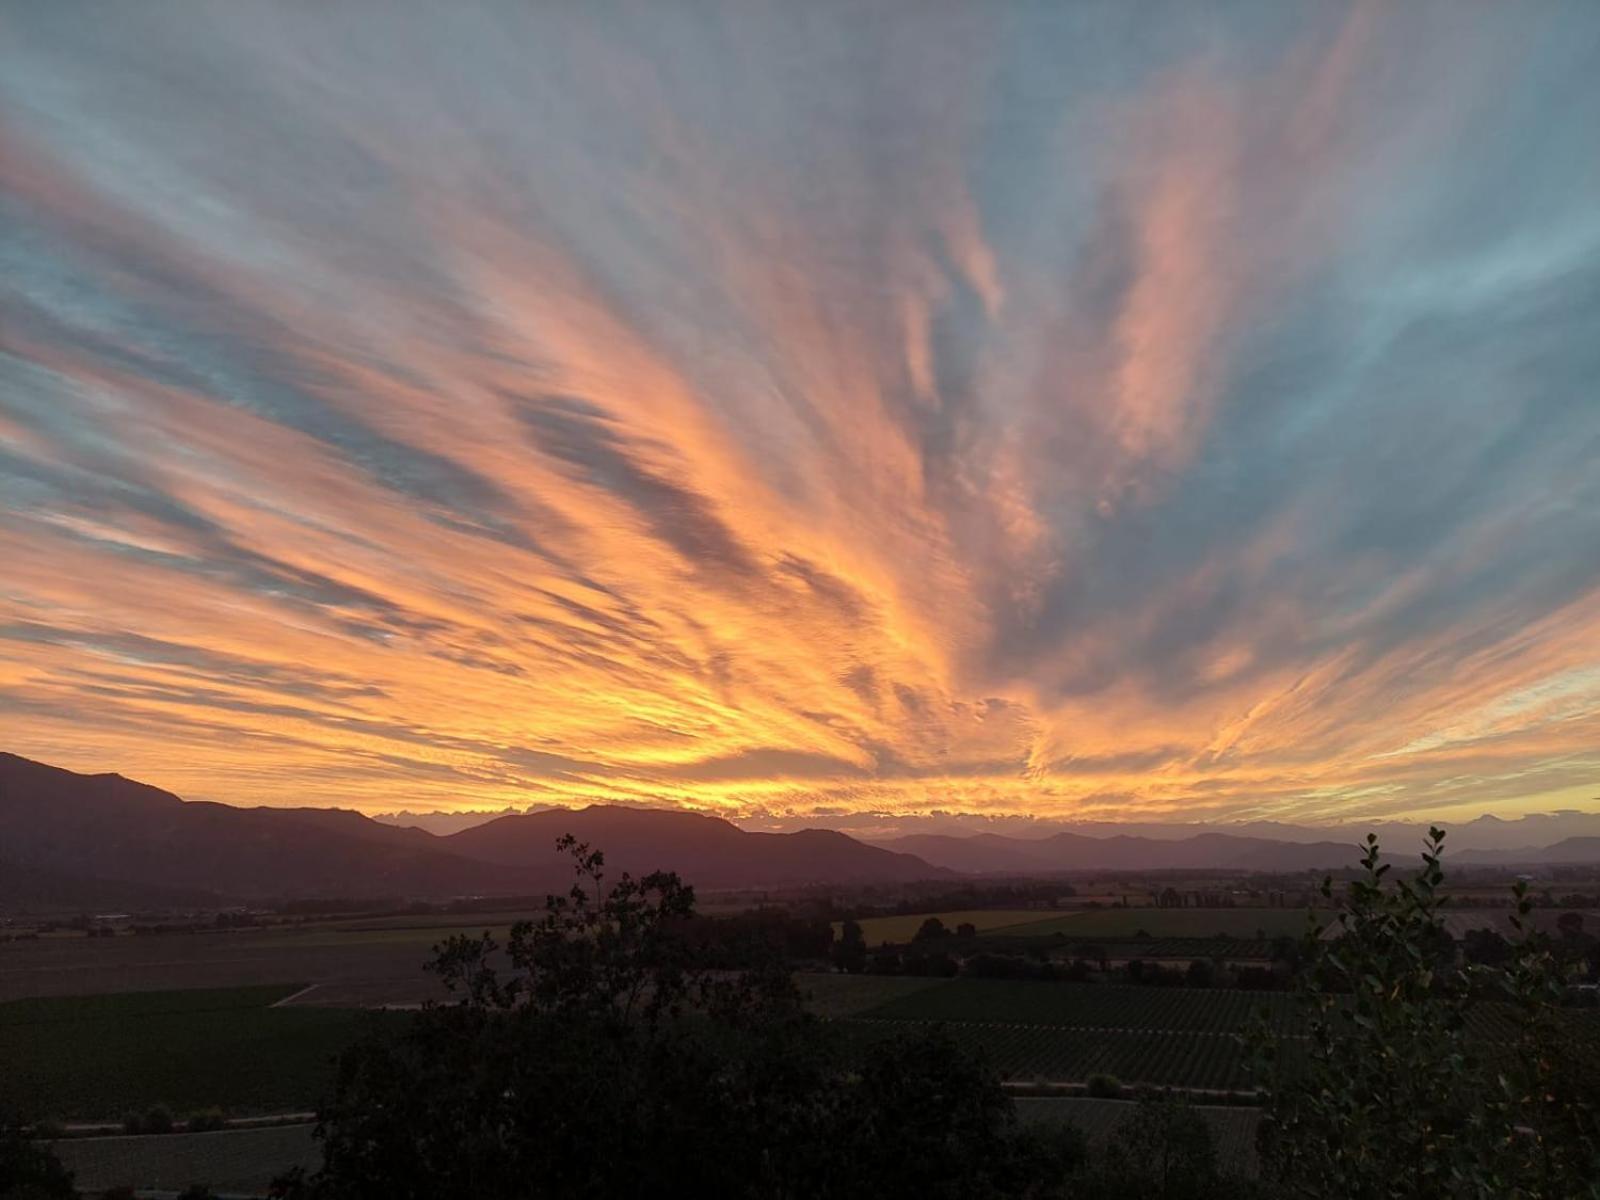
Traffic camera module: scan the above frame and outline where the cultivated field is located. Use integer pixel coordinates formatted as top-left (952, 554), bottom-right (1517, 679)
top-left (48, 1124), bottom-right (319, 1196)
top-left (987, 908), bottom-right (1322, 940)
top-left (795, 972), bottom-right (947, 1018)
top-left (859, 979), bottom-right (1300, 1034)
top-left (1439, 909), bottom-right (1600, 938)
top-left (0, 985), bottom-right (396, 1120)
top-left (0, 921), bottom-right (491, 1002)
top-left (841, 910), bottom-right (1058, 945)
top-left (829, 978), bottom-right (1294, 1091)
top-left (840, 906), bottom-right (1323, 947)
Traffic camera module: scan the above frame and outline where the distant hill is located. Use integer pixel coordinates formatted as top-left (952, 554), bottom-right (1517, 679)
top-left (848, 811), bottom-right (1600, 854)
top-left (1452, 837), bottom-right (1600, 866)
top-left (444, 807), bottom-right (953, 890)
top-left (0, 857), bottom-right (224, 911)
top-left (0, 752), bottom-right (532, 906)
top-left (6, 750), bottom-right (1593, 909)
top-left (0, 753), bottom-right (950, 908)
top-left (873, 826), bottom-right (1600, 874)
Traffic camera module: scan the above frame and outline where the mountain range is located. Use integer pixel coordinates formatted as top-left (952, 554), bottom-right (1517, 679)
top-left (3, 751), bottom-right (1597, 911)
top-left (869, 830), bottom-right (1600, 875)
top-left (380, 805), bottom-right (1600, 853)
top-left (0, 753), bottom-right (946, 908)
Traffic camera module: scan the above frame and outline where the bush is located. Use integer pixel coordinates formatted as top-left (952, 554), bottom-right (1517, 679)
top-left (0, 1116), bottom-right (75, 1199)
top-left (279, 836), bottom-right (1054, 1199)
top-left (901, 950), bottom-right (959, 977)
top-left (1254, 830), bottom-right (1600, 1196)
top-left (187, 1108), bottom-right (227, 1133)
top-left (1085, 1073), bottom-right (1123, 1099)
top-left (1102, 1092), bottom-right (1218, 1197)
top-left (124, 1105), bottom-right (175, 1135)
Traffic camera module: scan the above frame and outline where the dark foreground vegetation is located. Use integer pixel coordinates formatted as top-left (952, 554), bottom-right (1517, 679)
top-left (5, 830), bottom-right (1597, 1199)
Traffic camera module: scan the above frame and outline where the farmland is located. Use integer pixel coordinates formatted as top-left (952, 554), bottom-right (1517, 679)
top-left (829, 977), bottom-right (1294, 1091)
top-left (841, 909), bottom-right (1057, 945)
top-left (819, 974), bottom-right (1599, 1092)
top-left (986, 908), bottom-right (1322, 940)
top-left (48, 1124), bottom-right (320, 1197)
top-left (858, 978), bottom-right (1300, 1034)
top-left (0, 921), bottom-right (476, 1003)
top-left (0, 985), bottom-right (396, 1120)
top-left (795, 972), bottom-right (946, 1018)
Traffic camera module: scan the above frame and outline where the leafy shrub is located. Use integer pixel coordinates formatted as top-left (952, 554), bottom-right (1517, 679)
top-left (0, 1116), bottom-right (75, 1199)
top-left (1253, 829), bottom-right (1600, 1197)
top-left (142, 1104), bottom-right (174, 1135)
top-left (1085, 1073), bottom-right (1123, 1099)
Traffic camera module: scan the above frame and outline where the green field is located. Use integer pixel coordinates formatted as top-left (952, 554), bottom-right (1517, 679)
top-left (835, 977), bottom-right (1298, 1090)
top-left (839, 907), bottom-right (1325, 947)
top-left (0, 985), bottom-right (397, 1120)
top-left (857, 978), bottom-right (1300, 1034)
top-left (987, 908), bottom-right (1322, 940)
top-left (841, 910), bottom-right (1055, 945)
top-left (795, 972), bottom-right (947, 1018)
top-left (49, 1124), bottom-right (320, 1196)
top-left (0, 923), bottom-right (456, 1003)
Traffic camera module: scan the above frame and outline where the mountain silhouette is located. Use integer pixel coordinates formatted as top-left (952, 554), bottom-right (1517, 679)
top-left (0, 753), bottom-right (948, 907)
top-left (445, 806), bottom-right (950, 890)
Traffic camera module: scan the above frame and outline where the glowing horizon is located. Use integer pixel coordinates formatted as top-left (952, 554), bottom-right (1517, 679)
top-left (3, 3), bottom-right (1599, 825)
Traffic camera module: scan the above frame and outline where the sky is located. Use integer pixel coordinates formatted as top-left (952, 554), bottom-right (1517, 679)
top-left (2, 2), bottom-right (1599, 828)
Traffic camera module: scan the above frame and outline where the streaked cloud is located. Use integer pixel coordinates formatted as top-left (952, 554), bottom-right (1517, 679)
top-left (2, 1), bottom-right (1598, 824)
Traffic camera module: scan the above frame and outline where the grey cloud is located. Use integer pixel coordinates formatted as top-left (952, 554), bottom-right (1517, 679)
top-left (517, 396), bottom-right (761, 580)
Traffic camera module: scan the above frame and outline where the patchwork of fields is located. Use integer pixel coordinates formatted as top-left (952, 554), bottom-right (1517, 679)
top-left (9, 906), bottom-right (1591, 1123)
top-left (841, 909), bottom-right (1055, 944)
top-left (847, 906), bottom-right (1326, 946)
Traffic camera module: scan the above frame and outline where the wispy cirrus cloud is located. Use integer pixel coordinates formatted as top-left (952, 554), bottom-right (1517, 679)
top-left (1, 1), bottom-right (1598, 824)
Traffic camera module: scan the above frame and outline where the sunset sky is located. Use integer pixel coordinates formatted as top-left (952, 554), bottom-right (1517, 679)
top-left (2, 2), bottom-right (1598, 827)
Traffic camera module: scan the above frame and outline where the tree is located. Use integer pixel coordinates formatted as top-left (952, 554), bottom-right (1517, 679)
top-left (1462, 926), bottom-right (1512, 967)
top-left (1101, 1092), bottom-right (1219, 1199)
top-left (832, 918), bottom-right (867, 974)
top-left (284, 837), bottom-right (1050, 1200)
top-left (1253, 829), bottom-right (1600, 1198)
top-left (0, 1117), bottom-right (74, 1200)
top-left (956, 921), bottom-right (978, 939)
top-left (912, 916), bottom-right (949, 943)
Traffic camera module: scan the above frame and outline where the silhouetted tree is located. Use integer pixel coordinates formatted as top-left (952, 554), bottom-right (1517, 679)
top-left (832, 918), bottom-right (867, 974)
top-left (1100, 1091), bottom-right (1220, 1199)
top-left (282, 837), bottom-right (1050, 1200)
top-left (1254, 830), bottom-right (1600, 1198)
top-left (0, 1116), bottom-right (74, 1200)
top-left (911, 916), bottom-right (949, 943)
